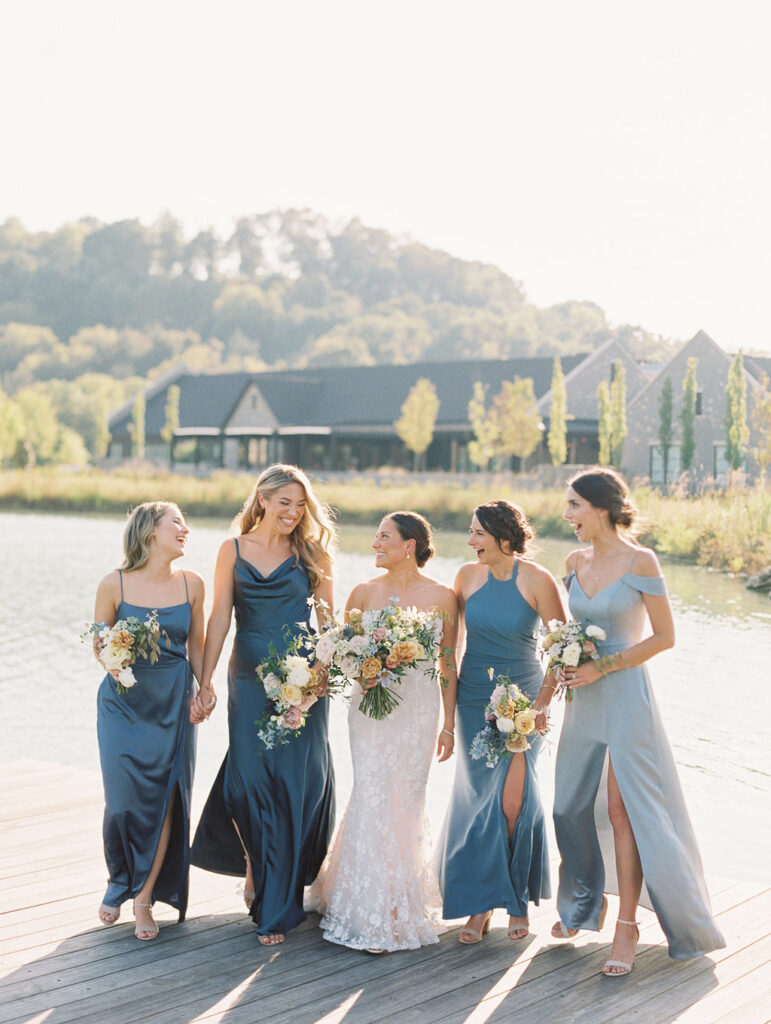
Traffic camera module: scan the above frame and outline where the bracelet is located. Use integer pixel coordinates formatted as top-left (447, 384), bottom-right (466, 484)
top-left (441, 728), bottom-right (455, 738)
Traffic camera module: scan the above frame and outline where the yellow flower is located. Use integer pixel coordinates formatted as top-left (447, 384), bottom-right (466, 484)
top-left (360, 656), bottom-right (382, 679)
top-left (514, 709), bottom-right (536, 735)
top-left (497, 696), bottom-right (518, 718)
top-left (392, 639), bottom-right (424, 663)
top-left (279, 683), bottom-right (304, 706)
top-left (111, 629), bottom-right (133, 651)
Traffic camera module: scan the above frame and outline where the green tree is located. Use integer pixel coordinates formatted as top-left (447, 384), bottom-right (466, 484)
top-left (394, 378), bottom-right (440, 471)
top-left (131, 391), bottom-right (146, 460)
top-left (725, 351), bottom-right (749, 471)
top-left (13, 390), bottom-right (61, 466)
top-left (161, 384), bottom-right (180, 447)
top-left (680, 357), bottom-right (698, 471)
top-left (0, 388), bottom-right (23, 466)
top-left (597, 381), bottom-right (612, 465)
top-left (658, 377), bottom-right (674, 484)
top-left (609, 362), bottom-right (627, 469)
top-left (468, 381), bottom-right (496, 469)
top-left (751, 373), bottom-right (771, 481)
top-left (490, 377), bottom-right (541, 470)
top-left (547, 356), bottom-right (568, 466)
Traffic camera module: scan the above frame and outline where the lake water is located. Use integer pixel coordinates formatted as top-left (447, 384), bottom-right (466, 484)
top-left (1, 511), bottom-right (769, 884)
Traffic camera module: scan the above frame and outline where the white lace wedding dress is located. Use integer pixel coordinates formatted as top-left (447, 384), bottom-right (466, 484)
top-left (309, 663), bottom-right (444, 951)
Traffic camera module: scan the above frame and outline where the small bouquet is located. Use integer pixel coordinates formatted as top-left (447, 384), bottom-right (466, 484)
top-left (541, 618), bottom-right (607, 700)
top-left (469, 670), bottom-right (548, 768)
top-left (83, 611), bottom-right (165, 694)
top-left (312, 599), bottom-right (446, 720)
top-left (255, 636), bottom-right (321, 748)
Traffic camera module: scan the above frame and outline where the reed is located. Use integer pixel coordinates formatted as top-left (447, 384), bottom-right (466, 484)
top-left (1, 468), bottom-right (769, 573)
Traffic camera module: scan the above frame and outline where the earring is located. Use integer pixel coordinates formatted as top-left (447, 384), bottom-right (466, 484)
top-left (406, 553), bottom-right (410, 559)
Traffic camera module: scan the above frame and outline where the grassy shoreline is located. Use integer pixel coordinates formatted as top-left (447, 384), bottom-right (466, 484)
top-left (2, 468), bottom-right (770, 574)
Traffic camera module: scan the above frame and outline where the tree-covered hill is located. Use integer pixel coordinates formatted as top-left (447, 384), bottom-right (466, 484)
top-left (0, 209), bottom-right (674, 392)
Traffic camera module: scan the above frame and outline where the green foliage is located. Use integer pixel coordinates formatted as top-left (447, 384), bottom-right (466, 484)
top-left (547, 356), bottom-right (568, 466)
top-left (609, 363), bottom-right (627, 469)
top-left (680, 357), bottom-right (698, 471)
top-left (131, 391), bottom-right (146, 460)
top-left (658, 377), bottom-right (674, 484)
top-left (394, 378), bottom-right (440, 470)
top-left (597, 381), bottom-right (611, 465)
top-left (490, 378), bottom-right (541, 468)
top-left (725, 351), bottom-right (749, 471)
top-left (0, 388), bottom-right (23, 466)
top-left (750, 373), bottom-right (771, 479)
top-left (161, 385), bottom-right (180, 446)
top-left (467, 382), bottom-right (496, 469)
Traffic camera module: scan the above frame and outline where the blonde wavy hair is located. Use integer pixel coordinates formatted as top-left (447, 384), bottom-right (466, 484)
top-left (235, 464), bottom-right (336, 589)
top-left (120, 501), bottom-right (179, 571)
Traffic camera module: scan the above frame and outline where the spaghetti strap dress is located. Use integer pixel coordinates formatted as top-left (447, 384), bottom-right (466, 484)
top-left (96, 571), bottom-right (196, 919)
top-left (437, 561), bottom-right (550, 919)
top-left (191, 540), bottom-right (334, 936)
top-left (553, 567), bottom-right (726, 958)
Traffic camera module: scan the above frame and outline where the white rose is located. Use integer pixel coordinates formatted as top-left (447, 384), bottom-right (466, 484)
top-left (315, 634), bottom-right (336, 665)
top-left (279, 682), bottom-right (304, 706)
top-left (562, 641), bottom-right (582, 667)
top-left (116, 667), bottom-right (136, 688)
top-left (547, 619), bottom-right (563, 632)
top-left (340, 656), bottom-right (360, 678)
top-left (585, 625), bottom-right (607, 641)
top-left (496, 716), bottom-right (516, 734)
top-left (285, 655), bottom-right (311, 688)
top-left (348, 634), bottom-right (370, 656)
top-left (514, 709), bottom-right (536, 735)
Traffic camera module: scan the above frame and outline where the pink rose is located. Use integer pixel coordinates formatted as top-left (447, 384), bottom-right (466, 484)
top-left (582, 641), bottom-right (596, 655)
top-left (373, 627), bottom-right (387, 642)
top-left (281, 707), bottom-right (303, 729)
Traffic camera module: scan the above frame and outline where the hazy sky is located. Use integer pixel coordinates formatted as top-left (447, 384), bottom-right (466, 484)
top-left (2, 0), bottom-right (769, 352)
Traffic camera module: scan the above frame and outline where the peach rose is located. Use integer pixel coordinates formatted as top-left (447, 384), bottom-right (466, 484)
top-left (360, 656), bottom-right (382, 679)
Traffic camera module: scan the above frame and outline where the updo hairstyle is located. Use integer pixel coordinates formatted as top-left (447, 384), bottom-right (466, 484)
top-left (388, 511), bottom-right (435, 567)
top-left (569, 468), bottom-right (640, 534)
top-left (474, 499), bottom-right (534, 555)
top-left (120, 501), bottom-right (179, 571)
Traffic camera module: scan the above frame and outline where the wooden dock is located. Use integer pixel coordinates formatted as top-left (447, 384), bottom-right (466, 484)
top-left (1, 760), bottom-right (768, 1024)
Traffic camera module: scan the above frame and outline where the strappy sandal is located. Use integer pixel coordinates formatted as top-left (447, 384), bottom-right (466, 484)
top-left (133, 901), bottom-right (159, 941)
top-left (98, 902), bottom-right (120, 925)
top-left (507, 916), bottom-right (529, 941)
top-left (459, 910), bottom-right (493, 944)
top-left (602, 919), bottom-right (639, 976)
top-left (551, 894), bottom-right (607, 939)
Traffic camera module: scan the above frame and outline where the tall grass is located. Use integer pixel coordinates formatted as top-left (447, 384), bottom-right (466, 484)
top-left (1, 468), bottom-right (769, 574)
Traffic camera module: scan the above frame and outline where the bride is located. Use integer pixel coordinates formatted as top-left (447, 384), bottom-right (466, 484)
top-left (310, 510), bottom-right (458, 952)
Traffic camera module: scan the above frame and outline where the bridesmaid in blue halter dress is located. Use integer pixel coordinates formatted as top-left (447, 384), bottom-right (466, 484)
top-left (551, 469), bottom-right (724, 976)
top-left (94, 502), bottom-right (204, 940)
top-left (437, 501), bottom-right (565, 943)
top-left (190, 465), bottom-right (336, 946)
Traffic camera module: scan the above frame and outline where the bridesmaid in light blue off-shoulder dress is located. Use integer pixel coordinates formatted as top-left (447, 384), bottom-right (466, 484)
top-left (552, 470), bottom-right (724, 976)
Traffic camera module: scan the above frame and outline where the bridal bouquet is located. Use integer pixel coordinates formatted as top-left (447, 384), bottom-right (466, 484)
top-left (255, 636), bottom-right (321, 748)
top-left (83, 610), bottom-right (165, 694)
top-left (541, 618), bottom-right (607, 700)
top-left (311, 600), bottom-right (445, 720)
top-left (469, 671), bottom-right (548, 768)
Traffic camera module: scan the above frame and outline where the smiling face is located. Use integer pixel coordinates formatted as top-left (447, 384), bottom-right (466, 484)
top-left (467, 513), bottom-right (510, 564)
top-left (563, 486), bottom-right (607, 541)
top-left (372, 517), bottom-right (412, 569)
top-left (152, 505), bottom-right (189, 559)
top-left (259, 482), bottom-right (307, 535)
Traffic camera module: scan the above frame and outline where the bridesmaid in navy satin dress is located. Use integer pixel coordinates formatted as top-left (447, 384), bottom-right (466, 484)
top-left (191, 464), bottom-right (336, 946)
top-left (94, 502), bottom-right (205, 940)
top-left (437, 501), bottom-right (565, 944)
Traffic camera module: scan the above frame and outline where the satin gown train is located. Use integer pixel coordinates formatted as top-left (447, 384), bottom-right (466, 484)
top-left (553, 568), bottom-right (725, 958)
top-left (97, 572), bottom-right (196, 918)
top-left (191, 542), bottom-right (334, 936)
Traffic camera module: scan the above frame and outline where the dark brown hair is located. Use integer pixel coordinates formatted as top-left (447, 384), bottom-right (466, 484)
top-left (568, 467), bottom-right (639, 534)
top-left (474, 499), bottom-right (534, 555)
top-left (387, 511), bottom-right (435, 567)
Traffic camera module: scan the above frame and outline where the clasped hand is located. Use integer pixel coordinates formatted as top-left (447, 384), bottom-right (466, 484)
top-left (190, 686), bottom-right (217, 724)
top-left (560, 661), bottom-right (602, 689)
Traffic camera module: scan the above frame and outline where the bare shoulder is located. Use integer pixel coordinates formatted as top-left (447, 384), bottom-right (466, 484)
top-left (97, 569), bottom-right (121, 594)
top-left (519, 558), bottom-right (556, 583)
top-left (420, 577), bottom-right (458, 613)
top-left (346, 581), bottom-right (372, 610)
top-left (454, 561), bottom-right (486, 590)
top-left (630, 546), bottom-right (662, 577)
top-left (564, 548), bottom-right (584, 573)
top-left (182, 569), bottom-right (206, 599)
top-left (218, 537), bottom-right (238, 560)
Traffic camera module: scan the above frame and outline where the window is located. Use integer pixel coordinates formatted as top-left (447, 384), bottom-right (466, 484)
top-left (649, 443), bottom-right (682, 484)
top-left (695, 392), bottom-right (702, 416)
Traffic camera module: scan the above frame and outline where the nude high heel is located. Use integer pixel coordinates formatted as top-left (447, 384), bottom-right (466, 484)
top-left (551, 894), bottom-right (608, 939)
top-left (133, 901), bottom-right (159, 941)
top-left (602, 918), bottom-right (639, 976)
top-left (459, 911), bottom-right (493, 944)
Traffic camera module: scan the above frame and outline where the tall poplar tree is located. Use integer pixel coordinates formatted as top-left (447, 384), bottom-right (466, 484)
top-left (468, 381), bottom-right (496, 469)
top-left (490, 377), bottom-right (541, 470)
top-left (161, 385), bottom-right (181, 447)
top-left (658, 377), bottom-right (674, 484)
top-left (609, 362), bottom-right (627, 469)
top-left (680, 357), bottom-right (698, 472)
top-left (751, 373), bottom-right (771, 482)
top-left (597, 381), bottom-right (612, 465)
top-left (394, 378), bottom-right (440, 471)
top-left (725, 351), bottom-right (748, 471)
top-left (547, 356), bottom-right (568, 466)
